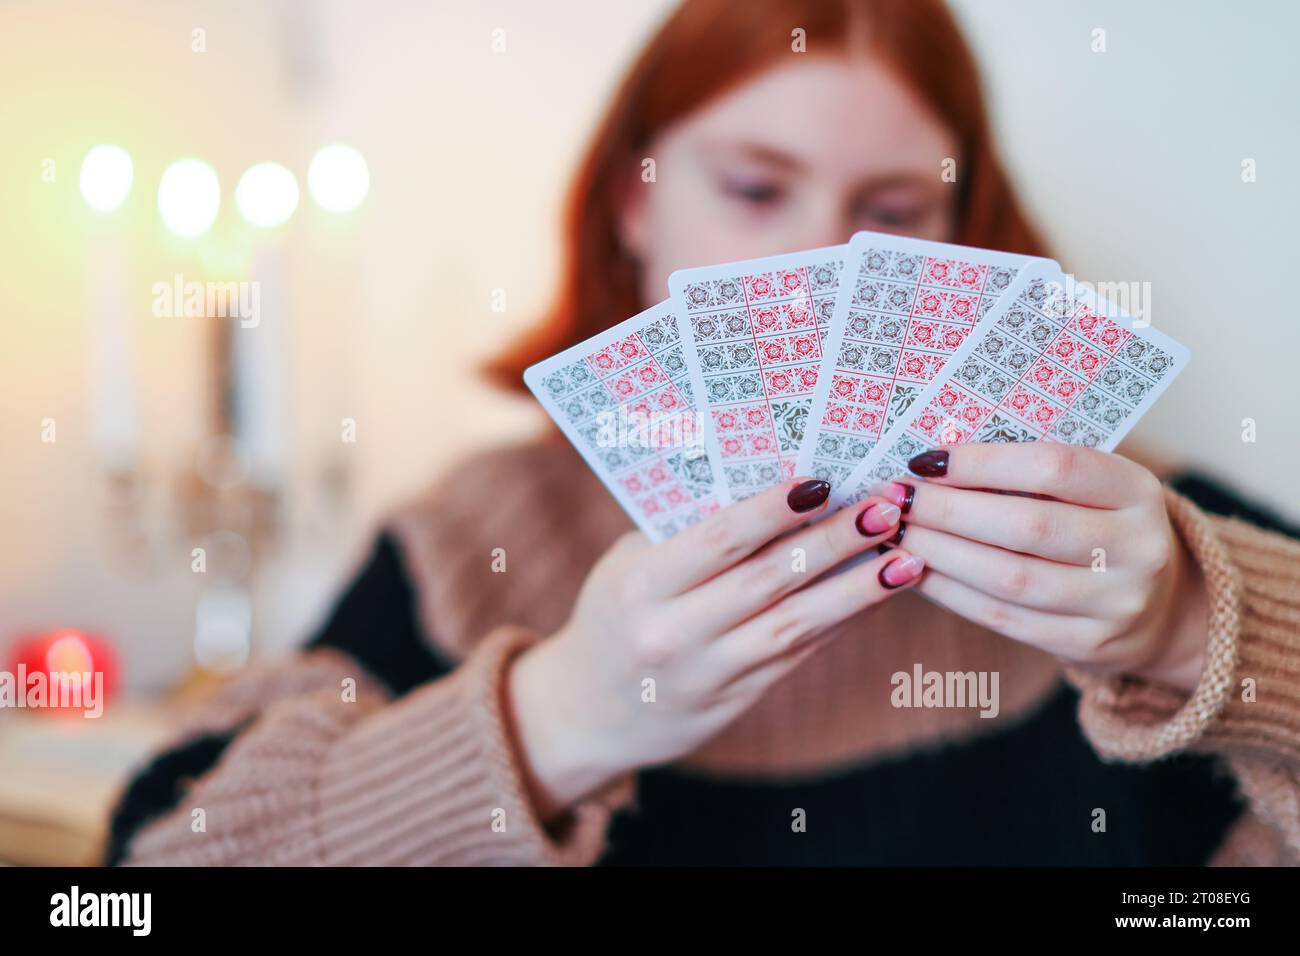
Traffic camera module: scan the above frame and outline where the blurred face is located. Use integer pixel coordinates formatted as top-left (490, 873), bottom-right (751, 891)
top-left (619, 55), bottom-right (959, 305)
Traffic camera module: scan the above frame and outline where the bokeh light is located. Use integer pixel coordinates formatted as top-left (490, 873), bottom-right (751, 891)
top-left (235, 161), bottom-right (300, 228)
top-left (194, 587), bottom-right (252, 673)
top-left (79, 144), bottom-right (133, 212)
top-left (157, 158), bottom-right (221, 238)
top-left (308, 143), bottom-right (369, 213)
top-left (45, 632), bottom-right (95, 675)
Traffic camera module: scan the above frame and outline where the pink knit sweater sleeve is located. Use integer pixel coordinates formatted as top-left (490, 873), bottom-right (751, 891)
top-left (119, 625), bottom-right (636, 866)
top-left (1066, 487), bottom-right (1300, 864)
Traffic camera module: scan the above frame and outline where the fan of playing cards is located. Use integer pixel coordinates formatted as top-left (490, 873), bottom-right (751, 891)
top-left (524, 231), bottom-right (1190, 542)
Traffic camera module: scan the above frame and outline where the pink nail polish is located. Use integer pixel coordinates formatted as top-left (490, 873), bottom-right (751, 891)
top-left (878, 554), bottom-right (924, 589)
top-left (856, 502), bottom-right (901, 536)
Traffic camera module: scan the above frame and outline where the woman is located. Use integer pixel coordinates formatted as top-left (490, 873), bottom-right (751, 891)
top-left (108, 0), bottom-right (1300, 866)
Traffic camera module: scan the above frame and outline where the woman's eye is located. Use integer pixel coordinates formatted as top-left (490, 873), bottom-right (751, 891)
top-left (858, 205), bottom-right (925, 228)
top-left (852, 196), bottom-right (935, 227)
top-left (721, 177), bottom-right (784, 205)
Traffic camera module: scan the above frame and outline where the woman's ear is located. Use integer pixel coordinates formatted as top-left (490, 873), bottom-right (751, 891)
top-left (615, 161), bottom-right (650, 261)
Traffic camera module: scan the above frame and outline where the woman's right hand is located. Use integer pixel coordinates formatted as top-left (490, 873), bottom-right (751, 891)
top-left (506, 478), bottom-right (923, 821)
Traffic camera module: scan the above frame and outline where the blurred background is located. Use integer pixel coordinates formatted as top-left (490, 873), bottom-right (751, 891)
top-left (1, 0), bottom-right (1296, 863)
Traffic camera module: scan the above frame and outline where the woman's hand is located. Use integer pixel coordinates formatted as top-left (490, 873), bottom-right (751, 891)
top-left (872, 443), bottom-right (1209, 696)
top-left (507, 478), bottom-right (922, 821)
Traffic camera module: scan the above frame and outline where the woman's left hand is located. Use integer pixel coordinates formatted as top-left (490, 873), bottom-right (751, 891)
top-left (872, 443), bottom-right (1211, 695)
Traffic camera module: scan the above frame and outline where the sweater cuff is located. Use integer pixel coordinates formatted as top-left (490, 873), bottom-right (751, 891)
top-left (1068, 486), bottom-right (1300, 765)
top-left (315, 625), bottom-right (635, 865)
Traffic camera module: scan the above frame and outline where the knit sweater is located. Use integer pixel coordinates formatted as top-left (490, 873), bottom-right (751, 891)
top-left (106, 439), bottom-right (1300, 866)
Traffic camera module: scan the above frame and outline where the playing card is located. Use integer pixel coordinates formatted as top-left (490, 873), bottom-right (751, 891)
top-left (795, 231), bottom-right (1054, 487)
top-left (523, 300), bottom-right (721, 541)
top-left (835, 261), bottom-right (1191, 507)
top-left (669, 244), bottom-right (846, 504)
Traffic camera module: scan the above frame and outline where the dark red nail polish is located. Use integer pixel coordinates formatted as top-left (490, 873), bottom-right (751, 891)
top-left (898, 483), bottom-right (916, 515)
top-left (787, 479), bottom-right (831, 513)
top-left (876, 523), bottom-right (906, 553)
top-left (908, 450), bottom-right (949, 478)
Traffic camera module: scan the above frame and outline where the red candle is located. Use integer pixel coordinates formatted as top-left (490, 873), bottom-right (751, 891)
top-left (4, 629), bottom-right (117, 717)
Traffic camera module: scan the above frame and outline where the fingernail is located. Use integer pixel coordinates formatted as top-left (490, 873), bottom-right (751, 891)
top-left (870, 481), bottom-right (916, 515)
top-left (908, 450), bottom-right (949, 478)
top-left (787, 479), bottom-right (831, 513)
top-left (875, 525), bottom-right (904, 554)
top-left (855, 502), bottom-right (901, 536)
top-left (879, 554), bottom-right (925, 589)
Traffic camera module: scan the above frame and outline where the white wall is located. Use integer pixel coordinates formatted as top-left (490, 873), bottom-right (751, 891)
top-left (951, 0), bottom-right (1299, 509)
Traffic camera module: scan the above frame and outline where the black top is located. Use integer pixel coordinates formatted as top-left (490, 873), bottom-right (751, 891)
top-left (106, 470), bottom-right (1295, 866)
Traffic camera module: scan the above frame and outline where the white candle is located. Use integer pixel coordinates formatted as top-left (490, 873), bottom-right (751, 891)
top-left (230, 247), bottom-right (289, 486)
top-left (86, 232), bottom-right (139, 469)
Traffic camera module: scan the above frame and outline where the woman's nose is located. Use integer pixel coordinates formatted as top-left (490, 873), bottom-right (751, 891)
top-left (792, 195), bottom-right (854, 250)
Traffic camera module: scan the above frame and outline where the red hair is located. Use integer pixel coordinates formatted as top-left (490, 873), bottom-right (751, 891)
top-left (488, 0), bottom-right (1047, 390)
